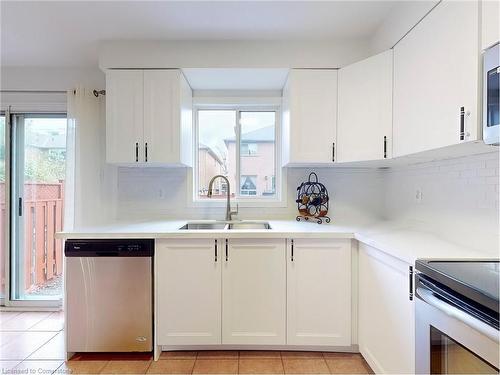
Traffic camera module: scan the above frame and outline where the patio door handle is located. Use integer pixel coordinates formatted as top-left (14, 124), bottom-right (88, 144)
top-left (18, 197), bottom-right (23, 216)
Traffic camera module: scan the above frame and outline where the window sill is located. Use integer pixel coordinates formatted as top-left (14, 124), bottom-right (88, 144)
top-left (189, 198), bottom-right (288, 208)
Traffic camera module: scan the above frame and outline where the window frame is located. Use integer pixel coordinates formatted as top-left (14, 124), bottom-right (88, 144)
top-left (191, 102), bottom-right (286, 208)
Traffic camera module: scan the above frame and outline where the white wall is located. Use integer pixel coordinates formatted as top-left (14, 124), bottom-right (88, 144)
top-left (0, 67), bottom-right (105, 112)
top-left (115, 167), bottom-right (386, 225)
top-left (383, 151), bottom-right (499, 253)
top-left (0, 66), bottom-right (105, 91)
top-left (99, 40), bottom-right (371, 70)
top-left (115, 150), bottom-right (500, 253)
top-left (368, 1), bottom-right (438, 53)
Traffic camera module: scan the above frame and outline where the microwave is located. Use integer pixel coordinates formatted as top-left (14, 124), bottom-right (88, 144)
top-left (483, 43), bottom-right (500, 145)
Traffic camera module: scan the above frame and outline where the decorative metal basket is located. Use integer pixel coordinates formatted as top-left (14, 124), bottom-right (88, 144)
top-left (295, 172), bottom-right (330, 224)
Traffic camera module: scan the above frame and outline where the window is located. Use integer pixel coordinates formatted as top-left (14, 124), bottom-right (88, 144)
top-left (240, 175), bottom-right (257, 195)
top-left (0, 115), bottom-right (5, 300)
top-left (196, 107), bottom-right (279, 201)
top-left (241, 143), bottom-right (258, 156)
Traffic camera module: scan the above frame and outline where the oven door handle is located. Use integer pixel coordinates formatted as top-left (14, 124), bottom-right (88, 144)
top-left (417, 287), bottom-right (499, 343)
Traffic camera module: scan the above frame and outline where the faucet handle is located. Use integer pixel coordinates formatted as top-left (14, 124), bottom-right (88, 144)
top-left (230, 204), bottom-right (239, 220)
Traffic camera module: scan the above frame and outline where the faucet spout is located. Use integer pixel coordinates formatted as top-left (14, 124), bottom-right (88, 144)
top-left (207, 175), bottom-right (238, 221)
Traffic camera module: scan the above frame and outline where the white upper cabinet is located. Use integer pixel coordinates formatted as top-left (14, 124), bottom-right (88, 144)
top-left (287, 239), bottom-right (351, 346)
top-left (106, 69), bottom-right (193, 166)
top-left (106, 70), bottom-right (144, 164)
top-left (358, 243), bottom-right (414, 374)
top-left (337, 50), bottom-right (393, 163)
top-left (482, 0), bottom-right (500, 50)
top-left (393, 1), bottom-right (480, 157)
top-left (282, 69), bottom-right (338, 165)
top-left (222, 239), bottom-right (286, 345)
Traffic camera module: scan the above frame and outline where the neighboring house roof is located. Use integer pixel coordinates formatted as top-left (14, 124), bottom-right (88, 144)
top-left (224, 125), bottom-right (274, 143)
top-left (199, 142), bottom-right (224, 165)
top-left (26, 132), bottom-right (66, 149)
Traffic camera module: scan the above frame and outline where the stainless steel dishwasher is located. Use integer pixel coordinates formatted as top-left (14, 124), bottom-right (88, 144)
top-left (65, 239), bottom-right (154, 352)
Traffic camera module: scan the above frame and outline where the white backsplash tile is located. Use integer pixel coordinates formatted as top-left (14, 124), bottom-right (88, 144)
top-left (114, 150), bottom-right (499, 252)
top-left (383, 150), bottom-right (499, 252)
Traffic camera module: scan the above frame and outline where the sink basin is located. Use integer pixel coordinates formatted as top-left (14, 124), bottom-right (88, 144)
top-left (228, 222), bottom-right (272, 230)
top-left (179, 222), bottom-right (228, 230)
top-left (178, 221), bottom-right (272, 230)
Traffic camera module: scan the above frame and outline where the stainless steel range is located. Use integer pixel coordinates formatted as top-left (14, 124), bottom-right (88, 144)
top-left (415, 259), bottom-right (499, 374)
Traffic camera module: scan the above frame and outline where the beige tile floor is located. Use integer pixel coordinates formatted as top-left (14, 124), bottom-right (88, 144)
top-left (0, 311), bottom-right (373, 374)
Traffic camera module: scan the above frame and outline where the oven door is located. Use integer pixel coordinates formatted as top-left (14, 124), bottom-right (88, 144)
top-left (416, 281), bottom-right (499, 374)
top-left (483, 43), bottom-right (499, 145)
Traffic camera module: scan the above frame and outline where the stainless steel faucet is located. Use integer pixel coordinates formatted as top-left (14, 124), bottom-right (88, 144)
top-left (207, 175), bottom-right (238, 221)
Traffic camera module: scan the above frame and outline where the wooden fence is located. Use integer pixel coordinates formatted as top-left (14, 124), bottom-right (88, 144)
top-left (0, 181), bottom-right (64, 294)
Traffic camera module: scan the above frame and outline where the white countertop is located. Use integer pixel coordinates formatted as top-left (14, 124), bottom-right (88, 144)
top-left (56, 219), bottom-right (499, 265)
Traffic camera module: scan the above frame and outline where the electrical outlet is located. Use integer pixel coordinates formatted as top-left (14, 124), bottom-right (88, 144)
top-left (415, 188), bottom-right (423, 203)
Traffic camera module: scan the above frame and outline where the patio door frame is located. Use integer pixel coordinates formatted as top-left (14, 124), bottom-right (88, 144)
top-left (4, 111), bottom-right (65, 308)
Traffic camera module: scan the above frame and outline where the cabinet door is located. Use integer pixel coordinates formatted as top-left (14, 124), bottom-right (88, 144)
top-left (358, 243), bottom-right (414, 374)
top-left (338, 50), bottom-right (393, 163)
top-left (156, 239), bottom-right (221, 345)
top-left (106, 70), bottom-right (144, 164)
top-left (287, 239), bottom-right (351, 346)
top-left (393, 1), bottom-right (479, 157)
top-left (222, 239), bottom-right (286, 345)
top-left (482, 0), bottom-right (500, 50)
top-left (143, 70), bottom-right (180, 164)
top-left (287, 69), bottom-right (338, 164)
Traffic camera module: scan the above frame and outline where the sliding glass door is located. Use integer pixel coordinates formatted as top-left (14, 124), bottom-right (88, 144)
top-left (9, 114), bottom-right (66, 305)
top-left (0, 114), bottom-right (6, 303)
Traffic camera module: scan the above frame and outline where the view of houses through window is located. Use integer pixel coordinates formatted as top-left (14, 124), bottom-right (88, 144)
top-left (197, 109), bottom-right (277, 200)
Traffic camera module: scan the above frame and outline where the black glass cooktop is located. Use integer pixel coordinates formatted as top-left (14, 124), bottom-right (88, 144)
top-left (416, 259), bottom-right (500, 314)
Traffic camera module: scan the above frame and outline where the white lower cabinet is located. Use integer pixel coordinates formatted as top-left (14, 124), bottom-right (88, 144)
top-left (156, 237), bottom-right (352, 349)
top-left (358, 243), bottom-right (414, 374)
top-left (222, 239), bottom-right (286, 345)
top-left (156, 239), bottom-right (221, 345)
top-left (287, 239), bottom-right (352, 346)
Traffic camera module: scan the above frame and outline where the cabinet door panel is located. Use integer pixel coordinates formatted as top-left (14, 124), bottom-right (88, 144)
top-left (156, 239), bottom-right (221, 345)
top-left (287, 239), bottom-right (351, 346)
top-left (358, 243), bottom-right (414, 374)
top-left (338, 50), bottom-right (393, 162)
top-left (393, 1), bottom-right (479, 157)
top-left (143, 70), bottom-right (179, 164)
top-left (106, 70), bottom-right (143, 163)
top-left (288, 69), bottom-right (338, 164)
top-left (222, 239), bottom-right (286, 345)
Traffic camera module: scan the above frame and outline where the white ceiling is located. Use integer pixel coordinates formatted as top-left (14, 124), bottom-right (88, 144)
top-left (1, 1), bottom-right (404, 67)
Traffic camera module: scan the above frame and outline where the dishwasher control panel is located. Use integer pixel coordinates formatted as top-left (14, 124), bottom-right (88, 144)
top-left (64, 239), bottom-right (154, 257)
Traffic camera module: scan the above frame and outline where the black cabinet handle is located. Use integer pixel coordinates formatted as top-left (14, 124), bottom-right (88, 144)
top-left (383, 136), bottom-right (387, 159)
top-left (225, 239), bottom-right (228, 262)
top-left (459, 106), bottom-right (465, 141)
top-left (145, 142), bottom-right (148, 162)
top-left (291, 239), bottom-right (294, 262)
top-left (409, 266), bottom-right (414, 301)
top-left (332, 142), bottom-right (335, 162)
top-left (214, 239), bottom-right (218, 262)
top-left (135, 142), bottom-right (139, 162)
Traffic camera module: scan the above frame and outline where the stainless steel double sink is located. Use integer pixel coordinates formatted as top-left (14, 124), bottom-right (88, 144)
top-left (179, 221), bottom-right (272, 230)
